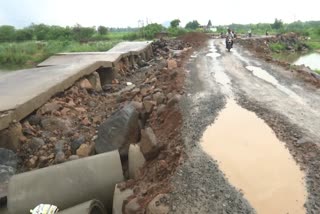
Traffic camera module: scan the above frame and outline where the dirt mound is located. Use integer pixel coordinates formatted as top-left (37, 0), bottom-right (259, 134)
top-left (178, 32), bottom-right (209, 47)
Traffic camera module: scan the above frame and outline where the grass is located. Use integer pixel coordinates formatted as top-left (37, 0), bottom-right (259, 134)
top-left (0, 40), bottom-right (122, 70)
top-left (305, 41), bottom-right (320, 50)
top-left (315, 69), bottom-right (320, 74)
top-left (269, 42), bottom-right (286, 52)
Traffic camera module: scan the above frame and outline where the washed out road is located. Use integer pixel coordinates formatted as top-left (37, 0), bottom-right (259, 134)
top-left (170, 39), bottom-right (320, 214)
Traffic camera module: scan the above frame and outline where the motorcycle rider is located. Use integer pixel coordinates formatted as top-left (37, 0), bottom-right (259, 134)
top-left (226, 28), bottom-right (234, 49)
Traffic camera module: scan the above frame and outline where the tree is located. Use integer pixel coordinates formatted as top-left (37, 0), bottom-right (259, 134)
top-left (72, 24), bottom-right (95, 42)
top-left (15, 29), bottom-right (33, 41)
top-left (142, 23), bottom-right (165, 39)
top-left (272, 18), bottom-right (284, 30)
top-left (207, 20), bottom-right (212, 27)
top-left (185, 20), bottom-right (200, 30)
top-left (170, 19), bottom-right (181, 28)
top-left (0, 25), bottom-right (16, 42)
top-left (98, 26), bottom-right (108, 35)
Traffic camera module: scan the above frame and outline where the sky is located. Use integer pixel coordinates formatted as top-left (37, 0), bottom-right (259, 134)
top-left (0, 0), bottom-right (319, 28)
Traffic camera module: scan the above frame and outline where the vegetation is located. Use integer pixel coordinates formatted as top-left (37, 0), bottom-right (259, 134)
top-left (0, 40), bottom-right (120, 69)
top-left (185, 20), bottom-right (200, 30)
top-left (315, 69), bottom-right (320, 74)
top-left (269, 42), bottom-right (286, 52)
top-left (1, 19), bottom-right (319, 70)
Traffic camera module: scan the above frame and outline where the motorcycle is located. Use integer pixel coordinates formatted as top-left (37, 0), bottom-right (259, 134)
top-left (226, 37), bottom-right (233, 52)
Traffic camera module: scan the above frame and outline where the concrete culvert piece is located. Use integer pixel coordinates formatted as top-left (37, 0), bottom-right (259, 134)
top-left (7, 151), bottom-right (123, 213)
top-left (59, 199), bottom-right (107, 214)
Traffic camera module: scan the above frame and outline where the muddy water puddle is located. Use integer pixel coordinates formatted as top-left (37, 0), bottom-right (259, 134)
top-left (201, 99), bottom-right (306, 214)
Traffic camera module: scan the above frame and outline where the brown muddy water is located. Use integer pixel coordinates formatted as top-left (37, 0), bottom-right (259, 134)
top-left (201, 99), bottom-right (306, 214)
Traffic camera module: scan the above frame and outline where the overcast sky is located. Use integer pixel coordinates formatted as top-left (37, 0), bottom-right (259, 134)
top-left (0, 0), bottom-right (319, 28)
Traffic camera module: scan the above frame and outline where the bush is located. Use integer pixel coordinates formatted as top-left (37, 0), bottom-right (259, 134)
top-left (142, 23), bottom-right (164, 40)
top-left (168, 27), bottom-right (187, 37)
top-left (71, 24), bottom-right (96, 42)
top-left (269, 42), bottom-right (286, 52)
top-left (0, 25), bottom-right (16, 42)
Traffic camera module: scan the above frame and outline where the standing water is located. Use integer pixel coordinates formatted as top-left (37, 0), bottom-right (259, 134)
top-left (294, 53), bottom-right (320, 70)
top-left (201, 100), bottom-right (306, 214)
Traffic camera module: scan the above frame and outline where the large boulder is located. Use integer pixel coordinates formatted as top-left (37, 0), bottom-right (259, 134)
top-left (95, 104), bottom-right (139, 157)
top-left (0, 149), bottom-right (18, 203)
top-left (0, 123), bottom-right (23, 151)
top-left (128, 144), bottom-right (145, 179)
top-left (140, 127), bottom-right (160, 160)
top-left (87, 72), bottom-right (103, 92)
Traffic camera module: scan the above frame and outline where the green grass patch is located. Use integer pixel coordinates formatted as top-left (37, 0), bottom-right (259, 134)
top-left (0, 40), bottom-right (121, 70)
top-left (315, 69), bottom-right (320, 74)
top-left (269, 42), bottom-right (286, 52)
top-left (305, 40), bottom-right (320, 50)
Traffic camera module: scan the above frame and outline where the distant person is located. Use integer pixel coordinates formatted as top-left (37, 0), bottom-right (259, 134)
top-left (248, 29), bottom-right (252, 37)
top-left (266, 30), bottom-right (269, 36)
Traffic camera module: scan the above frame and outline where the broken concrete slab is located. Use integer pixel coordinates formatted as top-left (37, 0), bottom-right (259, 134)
top-left (0, 62), bottom-right (111, 131)
top-left (112, 184), bottom-right (134, 214)
top-left (128, 144), bottom-right (146, 179)
top-left (38, 53), bottom-right (118, 67)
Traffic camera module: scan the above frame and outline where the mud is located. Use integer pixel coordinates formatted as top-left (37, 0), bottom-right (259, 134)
top-left (201, 99), bottom-right (306, 214)
top-left (169, 42), bottom-right (255, 213)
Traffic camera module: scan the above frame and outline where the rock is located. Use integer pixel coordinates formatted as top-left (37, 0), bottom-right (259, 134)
top-left (125, 198), bottom-right (142, 214)
top-left (79, 78), bottom-right (93, 90)
top-left (167, 94), bottom-right (181, 107)
top-left (27, 114), bottom-right (42, 125)
top-left (167, 59), bottom-right (177, 69)
top-left (166, 92), bottom-right (174, 100)
top-left (128, 144), bottom-right (146, 179)
top-left (71, 136), bottom-right (86, 154)
top-left (40, 102), bottom-right (61, 114)
top-left (55, 141), bottom-right (65, 152)
top-left (113, 184), bottom-right (134, 214)
top-left (157, 104), bottom-right (166, 116)
top-left (131, 101), bottom-right (144, 112)
top-left (41, 117), bottom-right (72, 133)
top-left (54, 151), bottom-right (66, 164)
top-left (146, 194), bottom-right (170, 214)
top-left (87, 72), bottom-right (102, 92)
top-left (68, 155), bottom-right (80, 161)
top-left (95, 104), bottom-right (139, 157)
top-left (60, 107), bottom-right (70, 116)
top-left (0, 164), bottom-right (16, 184)
top-left (76, 143), bottom-right (95, 157)
top-left (0, 149), bottom-right (17, 169)
top-left (75, 107), bottom-right (87, 113)
top-left (143, 101), bottom-right (156, 113)
top-left (27, 156), bottom-right (38, 168)
top-left (88, 101), bottom-right (97, 107)
top-left (29, 137), bottom-right (45, 151)
top-left (81, 117), bottom-right (91, 126)
top-left (153, 92), bottom-right (166, 105)
top-left (0, 122), bottom-right (23, 151)
top-left (140, 127), bottom-right (160, 160)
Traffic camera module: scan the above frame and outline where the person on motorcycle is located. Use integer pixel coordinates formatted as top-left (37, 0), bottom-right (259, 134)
top-left (226, 28), bottom-right (234, 49)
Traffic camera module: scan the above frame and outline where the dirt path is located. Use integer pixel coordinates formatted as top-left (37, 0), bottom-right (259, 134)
top-left (170, 39), bottom-right (320, 213)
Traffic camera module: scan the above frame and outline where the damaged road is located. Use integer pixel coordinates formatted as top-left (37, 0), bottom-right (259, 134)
top-left (170, 39), bottom-right (320, 213)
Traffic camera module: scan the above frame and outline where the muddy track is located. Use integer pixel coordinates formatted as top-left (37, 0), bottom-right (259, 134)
top-left (169, 45), bottom-right (255, 213)
top-left (169, 39), bottom-right (320, 213)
